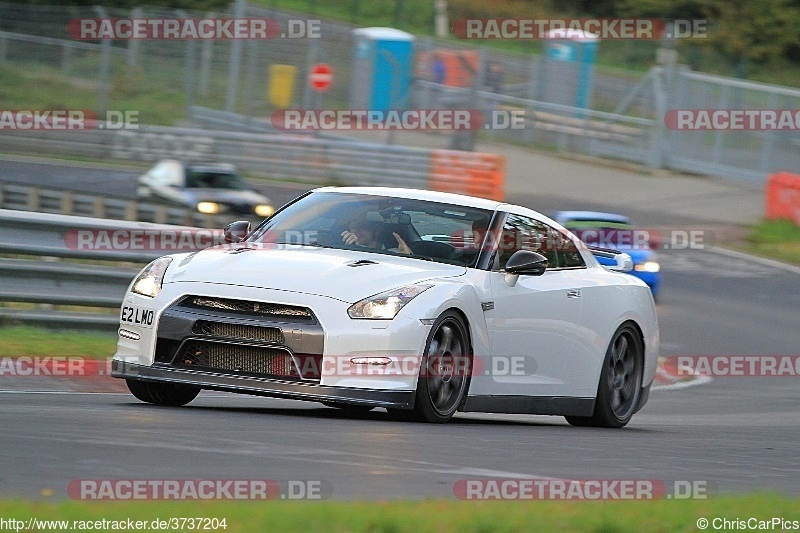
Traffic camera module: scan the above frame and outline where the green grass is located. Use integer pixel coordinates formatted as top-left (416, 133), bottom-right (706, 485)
top-left (737, 219), bottom-right (800, 266)
top-left (0, 63), bottom-right (188, 126)
top-left (0, 326), bottom-right (116, 358)
top-left (0, 494), bottom-right (798, 532)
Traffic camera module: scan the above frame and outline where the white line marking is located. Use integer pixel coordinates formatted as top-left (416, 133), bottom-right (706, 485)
top-left (708, 247), bottom-right (800, 275)
top-left (652, 375), bottom-right (713, 391)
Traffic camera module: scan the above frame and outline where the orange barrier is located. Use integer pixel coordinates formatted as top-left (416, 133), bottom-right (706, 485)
top-left (765, 172), bottom-right (800, 224)
top-left (429, 150), bottom-right (505, 201)
top-left (416, 50), bottom-right (480, 88)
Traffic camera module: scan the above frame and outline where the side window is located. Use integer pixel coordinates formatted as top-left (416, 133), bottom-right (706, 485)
top-left (556, 230), bottom-right (586, 269)
top-left (495, 214), bottom-right (559, 270)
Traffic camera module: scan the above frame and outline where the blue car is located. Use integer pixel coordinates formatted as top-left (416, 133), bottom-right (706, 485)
top-left (551, 211), bottom-right (661, 300)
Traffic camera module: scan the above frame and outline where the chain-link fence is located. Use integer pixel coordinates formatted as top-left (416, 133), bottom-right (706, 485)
top-left (0, 2), bottom-right (643, 118)
top-left (665, 67), bottom-right (800, 181)
top-left (1, 2), bottom-right (799, 183)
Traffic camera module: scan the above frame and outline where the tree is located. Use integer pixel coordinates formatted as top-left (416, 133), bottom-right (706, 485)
top-left (617, 0), bottom-right (800, 67)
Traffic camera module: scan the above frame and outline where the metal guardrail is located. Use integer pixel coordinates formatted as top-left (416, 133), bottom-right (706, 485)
top-left (0, 124), bottom-right (437, 190)
top-left (0, 183), bottom-right (237, 227)
top-left (188, 106), bottom-right (360, 143)
top-left (0, 209), bottom-right (209, 330)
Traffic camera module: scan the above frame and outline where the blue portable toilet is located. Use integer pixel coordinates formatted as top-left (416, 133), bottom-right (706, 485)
top-left (538, 29), bottom-right (599, 110)
top-left (350, 27), bottom-right (415, 112)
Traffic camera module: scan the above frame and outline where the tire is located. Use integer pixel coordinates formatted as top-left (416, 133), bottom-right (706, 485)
top-left (126, 379), bottom-right (200, 407)
top-left (321, 402), bottom-right (374, 413)
top-left (565, 323), bottom-right (643, 428)
top-left (396, 311), bottom-right (471, 423)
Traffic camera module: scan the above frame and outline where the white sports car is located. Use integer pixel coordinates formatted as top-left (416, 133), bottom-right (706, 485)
top-left (112, 187), bottom-right (658, 427)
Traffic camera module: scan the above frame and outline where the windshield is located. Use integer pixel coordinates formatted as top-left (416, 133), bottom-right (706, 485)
top-left (185, 170), bottom-right (247, 190)
top-left (247, 192), bottom-right (493, 267)
top-left (563, 219), bottom-right (645, 249)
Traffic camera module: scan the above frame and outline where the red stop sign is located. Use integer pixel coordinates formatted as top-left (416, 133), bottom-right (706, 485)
top-left (309, 63), bottom-right (333, 92)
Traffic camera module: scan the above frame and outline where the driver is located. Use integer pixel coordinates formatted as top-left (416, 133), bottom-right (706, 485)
top-left (341, 218), bottom-right (411, 255)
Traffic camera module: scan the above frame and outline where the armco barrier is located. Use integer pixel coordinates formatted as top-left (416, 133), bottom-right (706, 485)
top-left (0, 125), bottom-right (431, 187)
top-left (0, 209), bottom-right (206, 330)
top-left (0, 124), bottom-right (504, 201)
top-left (765, 172), bottom-right (800, 225)
top-left (428, 150), bottom-right (505, 201)
top-left (0, 183), bottom-right (226, 227)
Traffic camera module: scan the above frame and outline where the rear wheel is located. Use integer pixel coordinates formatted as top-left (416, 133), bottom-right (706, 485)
top-left (565, 323), bottom-right (643, 428)
top-left (126, 380), bottom-right (200, 407)
top-left (391, 311), bottom-right (471, 423)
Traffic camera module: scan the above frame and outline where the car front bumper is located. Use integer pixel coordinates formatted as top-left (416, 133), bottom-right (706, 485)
top-left (112, 359), bottom-right (415, 409)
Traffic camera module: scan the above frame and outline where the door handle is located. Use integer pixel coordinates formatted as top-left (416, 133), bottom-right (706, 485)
top-left (566, 289), bottom-right (581, 298)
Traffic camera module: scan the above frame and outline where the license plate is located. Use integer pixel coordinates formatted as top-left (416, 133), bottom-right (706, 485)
top-left (120, 306), bottom-right (155, 328)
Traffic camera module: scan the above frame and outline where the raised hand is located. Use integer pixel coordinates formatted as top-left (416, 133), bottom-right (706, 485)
top-left (393, 232), bottom-right (412, 255)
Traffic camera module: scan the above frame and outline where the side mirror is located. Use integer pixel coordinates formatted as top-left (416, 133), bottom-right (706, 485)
top-left (223, 220), bottom-right (251, 244)
top-left (505, 250), bottom-right (548, 276)
top-left (607, 252), bottom-right (633, 272)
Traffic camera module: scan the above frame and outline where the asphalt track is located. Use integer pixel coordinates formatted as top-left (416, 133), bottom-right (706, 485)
top-left (1, 159), bottom-right (799, 500)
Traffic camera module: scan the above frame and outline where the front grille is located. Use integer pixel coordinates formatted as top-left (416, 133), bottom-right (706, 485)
top-left (175, 339), bottom-right (297, 378)
top-left (154, 338), bottom-right (180, 364)
top-left (181, 296), bottom-right (314, 322)
top-left (225, 203), bottom-right (254, 215)
top-left (193, 320), bottom-right (284, 344)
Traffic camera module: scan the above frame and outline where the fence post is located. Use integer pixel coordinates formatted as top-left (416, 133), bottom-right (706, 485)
top-left (92, 197), bottom-right (107, 218)
top-left (27, 187), bottom-right (41, 211)
top-left (94, 6), bottom-right (111, 112)
top-left (711, 83), bottom-right (729, 165)
top-left (243, 39), bottom-right (259, 131)
top-left (61, 44), bottom-right (71, 73)
top-left (225, 0), bottom-right (246, 112)
top-left (302, 36), bottom-right (320, 109)
top-left (650, 67), bottom-right (667, 168)
top-left (128, 7), bottom-right (142, 67)
top-left (155, 206), bottom-right (167, 225)
top-left (759, 91), bottom-right (778, 173)
top-left (177, 10), bottom-right (197, 115)
top-left (199, 17), bottom-right (214, 97)
top-left (125, 200), bottom-right (138, 221)
top-left (61, 191), bottom-right (74, 215)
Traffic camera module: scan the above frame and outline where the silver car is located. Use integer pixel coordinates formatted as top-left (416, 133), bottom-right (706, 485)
top-left (136, 160), bottom-right (274, 218)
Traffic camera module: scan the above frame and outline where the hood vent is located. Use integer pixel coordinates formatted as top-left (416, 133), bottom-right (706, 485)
top-left (347, 259), bottom-right (378, 267)
top-left (227, 246), bottom-right (255, 254)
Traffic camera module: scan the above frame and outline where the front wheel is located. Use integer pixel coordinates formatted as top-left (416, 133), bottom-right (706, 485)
top-left (126, 379), bottom-right (200, 407)
top-left (565, 323), bottom-right (643, 428)
top-left (397, 311), bottom-right (471, 423)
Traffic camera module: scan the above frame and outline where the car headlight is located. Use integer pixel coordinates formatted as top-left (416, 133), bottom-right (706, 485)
top-left (254, 204), bottom-right (275, 217)
top-left (131, 257), bottom-right (172, 298)
top-left (634, 261), bottom-right (660, 273)
top-left (197, 201), bottom-right (220, 214)
top-left (348, 284), bottom-right (433, 320)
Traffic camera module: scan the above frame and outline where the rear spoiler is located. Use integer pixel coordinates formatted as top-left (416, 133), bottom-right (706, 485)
top-left (587, 245), bottom-right (633, 272)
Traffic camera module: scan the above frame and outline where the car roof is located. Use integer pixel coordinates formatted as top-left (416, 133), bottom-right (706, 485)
top-left (311, 186), bottom-right (506, 211)
top-left (551, 210), bottom-right (632, 224)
